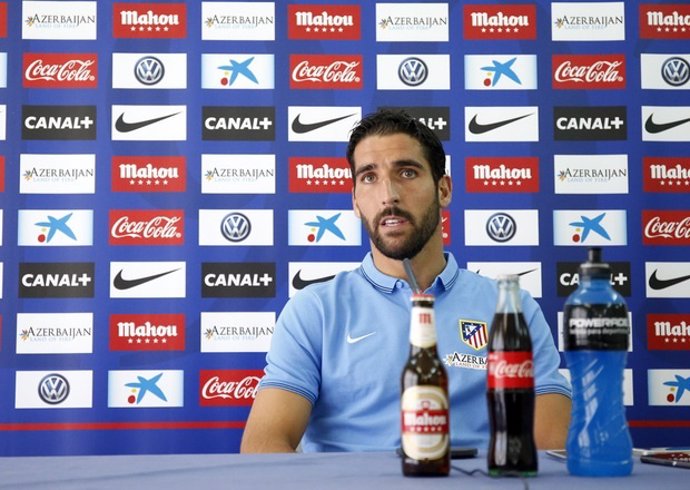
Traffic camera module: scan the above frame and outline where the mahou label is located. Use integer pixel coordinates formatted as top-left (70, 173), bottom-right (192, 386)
top-left (487, 351), bottom-right (534, 389)
top-left (401, 385), bottom-right (449, 460)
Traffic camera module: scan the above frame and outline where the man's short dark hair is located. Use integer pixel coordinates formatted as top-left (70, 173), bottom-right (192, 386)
top-left (346, 109), bottom-right (446, 185)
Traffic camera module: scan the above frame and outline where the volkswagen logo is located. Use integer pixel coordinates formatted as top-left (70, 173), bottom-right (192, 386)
top-left (38, 373), bottom-right (70, 405)
top-left (398, 57), bottom-right (428, 87)
top-left (661, 57), bottom-right (690, 87)
top-left (134, 56), bottom-right (165, 85)
top-left (221, 212), bottom-right (251, 242)
top-left (486, 213), bottom-right (516, 242)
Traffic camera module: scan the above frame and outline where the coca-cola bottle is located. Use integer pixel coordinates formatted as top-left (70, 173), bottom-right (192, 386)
top-left (487, 275), bottom-right (537, 476)
top-left (400, 293), bottom-right (450, 477)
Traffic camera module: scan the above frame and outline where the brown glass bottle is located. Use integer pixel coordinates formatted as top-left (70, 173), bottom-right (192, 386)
top-left (400, 293), bottom-right (450, 477)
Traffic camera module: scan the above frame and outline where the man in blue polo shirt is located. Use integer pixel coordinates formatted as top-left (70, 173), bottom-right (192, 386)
top-left (241, 109), bottom-right (572, 453)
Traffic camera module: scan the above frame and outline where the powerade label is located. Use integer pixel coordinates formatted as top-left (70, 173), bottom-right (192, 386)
top-left (563, 303), bottom-right (629, 350)
top-left (401, 385), bottom-right (449, 460)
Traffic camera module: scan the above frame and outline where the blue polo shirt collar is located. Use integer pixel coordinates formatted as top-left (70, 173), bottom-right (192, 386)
top-left (360, 252), bottom-right (460, 294)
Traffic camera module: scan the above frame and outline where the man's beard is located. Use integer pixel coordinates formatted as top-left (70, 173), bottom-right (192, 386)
top-left (363, 198), bottom-right (441, 261)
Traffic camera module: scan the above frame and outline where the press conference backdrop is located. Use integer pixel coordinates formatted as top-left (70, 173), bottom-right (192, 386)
top-left (0, 1), bottom-right (688, 456)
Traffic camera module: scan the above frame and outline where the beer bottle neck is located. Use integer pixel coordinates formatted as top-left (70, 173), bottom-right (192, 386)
top-left (409, 302), bottom-right (437, 349)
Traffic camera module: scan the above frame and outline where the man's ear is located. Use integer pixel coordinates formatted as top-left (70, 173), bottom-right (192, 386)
top-left (352, 189), bottom-right (361, 218)
top-left (438, 175), bottom-right (452, 208)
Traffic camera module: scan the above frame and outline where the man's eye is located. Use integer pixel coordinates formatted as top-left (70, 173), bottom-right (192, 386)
top-left (361, 174), bottom-right (376, 183)
top-left (401, 169), bottom-right (417, 178)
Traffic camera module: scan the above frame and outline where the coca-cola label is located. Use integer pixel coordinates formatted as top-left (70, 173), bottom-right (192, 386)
top-left (563, 303), bottom-right (629, 351)
top-left (647, 313), bottom-right (690, 351)
top-left (288, 156), bottom-right (352, 193)
top-left (23, 53), bottom-right (97, 89)
top-left (640, 4), bottom-right (690, 39)
top-left (199, 369), bottom-right (263, 406)
top-left (112, 156), bottom-right (186, 192)
top-left (109, 209), bottom-right (184, 245)
top-left (643, 210), bottom-right (690, 245)
top-left (109, 313), bottom-right (185, 351)
top-left (552, 54), bottom-right (626, 90)
top-left (465, 156), bottom-right (539, 193)
top-left (113, 2), bottom-right (187, 39)
top-left (287, 4), bottom-right (361, 40)
top-left (400, 385), bottom-right (449, 460)
top-left (463, 4), bottom-right (536, 40)
top-left (644, 157), bottom-right (690, 193)
top-left (289, 54), bottom-right (362, 90)
top-left (487, 351), bottom-right (534, 389)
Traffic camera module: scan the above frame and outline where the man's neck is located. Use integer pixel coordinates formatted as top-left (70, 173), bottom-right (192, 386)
top-left (369, 238), bottom-right (447, 292)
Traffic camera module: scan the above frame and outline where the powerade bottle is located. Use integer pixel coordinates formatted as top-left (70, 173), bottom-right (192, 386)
top-left (563, 247), bottom-right (633, 476)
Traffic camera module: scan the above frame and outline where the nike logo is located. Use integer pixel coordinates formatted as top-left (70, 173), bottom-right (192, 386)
top-left (291, 113), bottom-right (356, 134)
top-left (648, 270), bottom-right (690, 290)
top-left (115, 112), bottom-right (181, 133)
top-left (474, 268), bottom-right (538, 277)
top-left (113, 268), bottom-right (181, 290)
top-left (347, 332), bottom-right (376, 344)
top-left (468, 113), bottom-right (533, 134)
top-left (644, 114), bottom-right (690, 134)
top-left (292, 270), bottom-right (335, 290)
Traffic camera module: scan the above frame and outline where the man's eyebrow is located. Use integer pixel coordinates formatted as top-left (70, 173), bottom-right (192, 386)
top-left (353, 159), bottom-right (425, 178)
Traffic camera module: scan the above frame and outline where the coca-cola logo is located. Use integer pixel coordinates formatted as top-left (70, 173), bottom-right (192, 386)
top-left (23, 54), bottom-right (98, 88)
top-left (489, 359), bottom-right (534, 379)
top-left (289, 55), bottom-right (363, 89)
top-left (487, 351), bottom-right (534, 389)
top-left (109, 210), bottom-right (184, 245)
top-left (552, 54), bottom-right (625, 89)
top-left (199, 370), bottom-right (264, 406)
top-left (643, 211), bottom-right (690, 244)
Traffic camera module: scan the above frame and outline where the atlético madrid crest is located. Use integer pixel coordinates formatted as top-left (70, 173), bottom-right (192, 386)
top-left (459, 320), bottom-right (488, 351)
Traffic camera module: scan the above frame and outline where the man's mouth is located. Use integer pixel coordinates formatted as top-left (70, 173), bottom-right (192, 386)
top-left (381, 216), bottom-right (408, 227)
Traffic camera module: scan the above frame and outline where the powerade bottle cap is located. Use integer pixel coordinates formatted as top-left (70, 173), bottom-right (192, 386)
top-left (579, 247), bottom-right (610, 281)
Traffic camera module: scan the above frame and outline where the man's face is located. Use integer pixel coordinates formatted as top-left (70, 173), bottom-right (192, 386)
top-left (351, 133), bottom-right (450, 260)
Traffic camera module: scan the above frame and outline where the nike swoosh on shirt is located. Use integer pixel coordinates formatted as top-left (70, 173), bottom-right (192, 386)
top-left (115, 112), bottom-right (181, 133)
top-left (468, 113), bottom-right (533, 134)
top-left (347, 332), bottom-right (376, 344)
top-left (648, 270), bottom-right (690, 290)
top-left (292, 270), bottom-right (336, 290)
top-left (644, 114), bottom-right (690, 134)
top-left (474, 268), bottom-right (537, 277)
top-left (113, 268), bottom-right (181, 290)
top-left (291, 113), bottom-right (356, 134)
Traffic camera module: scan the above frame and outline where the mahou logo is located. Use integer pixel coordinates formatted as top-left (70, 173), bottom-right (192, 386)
top-left (199, 369), bottom-right (263, 407)
top-left (644, 157), bottom-right (690, 193)
top-left (647, 314), bottom-right (690, 350)
top-left (23, 53), bottom-right (97, 89)
top-left (643, 210), bottom-right (690, 245)
top-left (0, 155), bottom-right (5, 192)
top-left (109, 313), bottom-right (185, 351)
top-left (640, 4), bottom-right (690, 39)
top-left (552, 54), bottom-right (625, 90)
top-left (290, 54), bottom-right (362, 90)
top-left (112, 156), bottom-right (186, 192)
top-left (288, 4), bottom-right (360, 40)
top-left (113, 2), bottom-right (186, 38)
top-left (465, 157), bottom-right (539, 193)
top-left (288, 157), bottom-right (352, 193)
top-left (463, 4), bottom-right (536, 40)
top-left (0, 3), bottom-right (8, 38)
top-left (109, 210), bottom-right (184, 245)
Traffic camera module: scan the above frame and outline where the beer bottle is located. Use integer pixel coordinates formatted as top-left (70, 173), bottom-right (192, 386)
top-left (400, 293), bottom-right (450, 477)
top-left (487, 275), bottom-right (537, 476)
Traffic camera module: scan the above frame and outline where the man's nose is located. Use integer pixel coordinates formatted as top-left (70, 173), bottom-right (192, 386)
top-left (381, 178), bottom-right (400, 205)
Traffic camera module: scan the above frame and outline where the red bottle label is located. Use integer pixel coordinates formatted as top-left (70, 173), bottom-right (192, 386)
top-left (487, 351), bottom-right (534, 389)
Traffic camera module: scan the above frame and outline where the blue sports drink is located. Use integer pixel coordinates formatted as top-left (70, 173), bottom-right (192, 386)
top-left (563, 247), bottom-right (633, 477)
